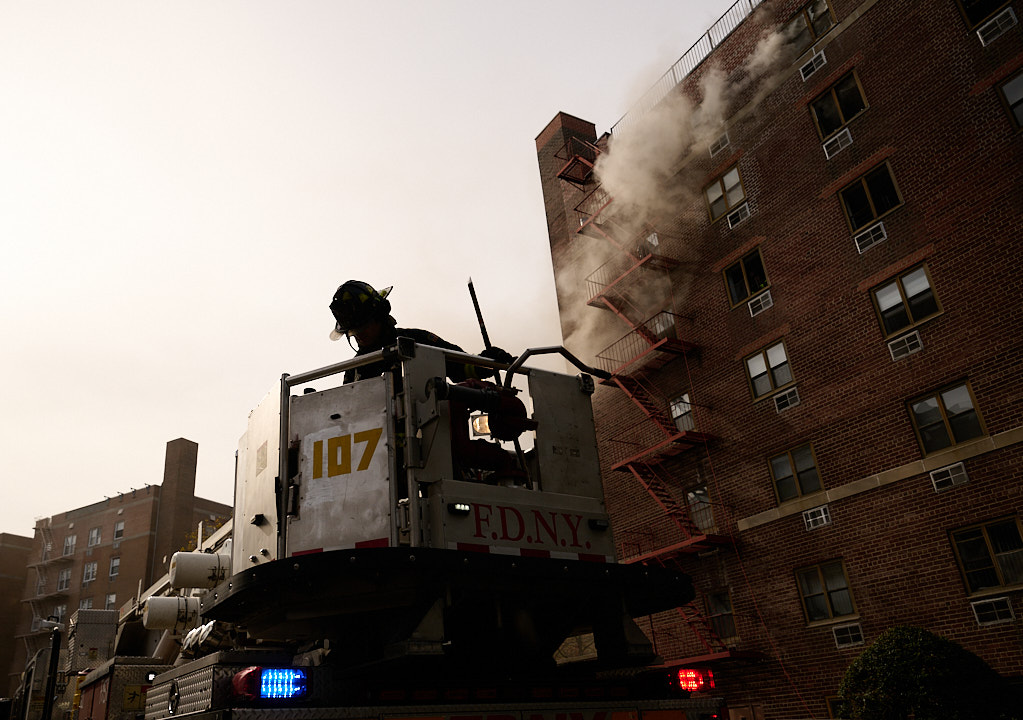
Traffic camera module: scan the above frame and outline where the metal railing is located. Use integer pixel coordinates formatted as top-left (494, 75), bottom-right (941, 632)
top-left (611, 0), bottom-right (767, 136)
top-left (596, 311), bottom-right (680, 373)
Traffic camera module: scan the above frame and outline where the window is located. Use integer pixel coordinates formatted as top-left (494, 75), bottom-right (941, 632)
top-left (954, 0), bottom-right (1012, 28)
top-left (687, 486), bottom-right (715, 531)
top-left (105, 593), bottom-right (117, 611)
top-left (797, 560), bottom-right (855, 622)
top-left (745, 341), bottom-right (794, 399)
top-left (871, 265), bottom-right (940, 338)
top-left (57, 568), bottom-right (71, 592)
top-left (999, 69), bottom-right (1023, 130)
top-left (704, 165), bottom-right (746, 222)
top-left (87, 527), bottom-right (101, 547)
top-left (707, 591), bottom-right (737, 639)
top-left (79, 597), bottom-right (94, 610)
top-left (109, 556), bottom-right (120, 579)
top-left (785, 0), bottom-right (836, 53)
top-left (113, 520), bottom-right (124, 540)
top-left (53, 604), bottom-right (67, 622)
top-left (951, 517), bottom-right (1023, 593)
top-left (908, 382), bottom-right (985, 454)
top-left (724, 247), bottom-right (769, 306)
top-left (670, 393), bottom-right (694, 432)
top-left (83, 561), bottom-right (97, 583)
top-left (810, 71), bottom-right (867, 140)
top-left (62, 535), bottom-right (76, 556)
top-left (770, 444), bottom-right (822, 502)
top-left (839, 162), bottom-right (903, 232)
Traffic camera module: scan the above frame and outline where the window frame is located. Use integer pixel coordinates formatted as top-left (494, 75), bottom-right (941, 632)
top-left (907, 381), bottom-right (986, 455)
top-left (109, 556), bottom-right (120, 579)
top-left (670, 393), bottom-right (695, 433)
top-left (113, 520), bottom-right (125, 540)
top-left (998, 68), bottom-right (1023, 132)
top-left (795, 559), bottom-right (856, 623)
top-left (723, 246), bottom-right (770, 307)
top-left (87, 527), bottom-right (101, 547)
top-left (56, 568), bottom-right (71, 592)
top-left (686, 485), bottom-right (715, 532)
top-left (83, 561), bottom-right (97, 584)
top-left (703, 164), bottom-right (747, 223)
top-left (769, 443), bottom-right (823, 504)
top-left (707, 590), bottom-right (737, 640)
top-left (744, 340), bottom-right (795, 400)
top-left (105, 593), bottom-right (117, 611)
top-left (785, 0), bottom-right (837, 54)
top-left (810, 70), bottom-right (868, 141)
top-left (838, 161), bottom-right (904, 233)
top-left (62, 535), bottom-right (76, 556)
top-left (953, 0), bottom-right (1012, 29)
top-left (950, 516), bottom-right (1023, 594)
top-left (869, 263), bottom-right (942, 339)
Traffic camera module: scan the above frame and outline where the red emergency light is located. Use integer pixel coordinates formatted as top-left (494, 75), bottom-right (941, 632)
top-left (676, 668), bottom-right (715, 692)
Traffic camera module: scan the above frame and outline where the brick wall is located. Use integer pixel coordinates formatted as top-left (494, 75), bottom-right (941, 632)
top-left (539, 0), bottom-right (1023, 715)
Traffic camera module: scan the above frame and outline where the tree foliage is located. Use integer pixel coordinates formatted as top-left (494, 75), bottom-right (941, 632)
top-left (838, 625), bottom-right (1019, 720)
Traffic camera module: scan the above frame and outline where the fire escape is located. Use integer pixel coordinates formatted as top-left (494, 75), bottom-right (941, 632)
top-left (557, 139), bottom-right (754, 665)
top-left (20, 519), bottom-right (70, 656)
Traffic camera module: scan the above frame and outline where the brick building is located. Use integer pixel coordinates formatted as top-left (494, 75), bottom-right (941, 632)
top-left (7, 438), bottom-right (231, 694)
top-left (0, 533), bottom-right (33, 696)
top-left (536, 0), bottom-right (1022, 716)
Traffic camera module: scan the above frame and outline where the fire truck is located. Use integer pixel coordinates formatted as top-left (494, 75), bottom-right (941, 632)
top-left (77, 342), bottom-right (724, 720)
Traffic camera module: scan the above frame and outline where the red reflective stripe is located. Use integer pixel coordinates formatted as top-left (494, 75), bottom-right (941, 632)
top-left (354, 538), bottom-right (389, 549)
top-left (578, 553), bottom-right (608, 563)
top-left (457, 543), bottom-right (491, 553)
top-left (291, 548), bottom-right (323, 556)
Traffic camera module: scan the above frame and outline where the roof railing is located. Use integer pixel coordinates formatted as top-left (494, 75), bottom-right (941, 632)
top-left (610, 0), bottom-right (767, 136)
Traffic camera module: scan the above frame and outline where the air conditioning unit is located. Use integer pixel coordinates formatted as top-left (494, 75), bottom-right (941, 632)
top-left (971, 596), bottom-right (1014, 626)
top-left (853, 221), bottom-right (887, 254)
top-left (930, 462), bottom-right (968, 492)
top-left (709, 132), bottom-right (730, 157)
top-left (977, 7), bottom-right (1017, 46)
top-left (833, 623), bottom-right (864, 648)
top-left (727, 202), bottom-right (751, 229)
top-left (888, 330), bottom-right (923, 361)
top-left (748, 290), bottom-right (774, 317)
top-left (774, 386), bottom-right (800, 413)
top-left (803, 505), bottom-right (831, 530)
top-left (823, 128), bottom-right (853, 159)
top-left (800, 50), bottom-right (827, 81)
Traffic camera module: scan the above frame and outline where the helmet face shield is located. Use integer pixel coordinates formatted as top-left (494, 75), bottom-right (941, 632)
top-left (328, 281), bottom-right (392, 340)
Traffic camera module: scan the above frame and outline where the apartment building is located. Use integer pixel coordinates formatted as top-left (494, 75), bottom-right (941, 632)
top-left (7, 438), bottom-right (231, 694)
top-left (536, 0), bottom-right (1022, 715)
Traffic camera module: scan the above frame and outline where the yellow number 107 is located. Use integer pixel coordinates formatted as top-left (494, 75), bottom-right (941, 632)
top-left (312, 428), bottom-right (383, 479)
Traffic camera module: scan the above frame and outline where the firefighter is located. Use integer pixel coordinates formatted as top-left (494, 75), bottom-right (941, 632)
top-left (329, 280), bottom-right (513, 383)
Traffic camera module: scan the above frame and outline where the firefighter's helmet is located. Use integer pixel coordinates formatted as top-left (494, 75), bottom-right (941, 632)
top-left (329, 281), bottom-right (393, 340)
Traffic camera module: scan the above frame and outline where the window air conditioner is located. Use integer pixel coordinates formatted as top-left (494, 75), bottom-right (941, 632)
top-left (823, 128), bottom-right (853, 159)
top-left (853, 221), bottom-right (887, 254)
top-left (977, 7), bottom-right (1017, 46)
top-left (774, 386), bottom-right (800, 413)
top-left (748, 290), bottom-right (773, 317)
top-left (929, 462), bottom-right (968, 492)
top-left (888, 330), bottom-right (922, 361)
top-left (727, 202), bottom-right (751, 229)
top-left (800, 50), bottom-right (827, 81)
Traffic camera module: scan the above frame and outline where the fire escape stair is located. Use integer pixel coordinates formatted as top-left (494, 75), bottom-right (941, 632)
top-left (609, 375), bottom-right (676, 437)
top-left (657, 603), bottom-right (764, 665)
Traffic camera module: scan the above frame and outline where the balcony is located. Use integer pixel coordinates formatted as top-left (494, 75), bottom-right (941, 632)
top-left (596, 311), bottom-right (694, 376)
top-left (586, 251), bottom-right (679, 310)
top-left (556, 136), bottom-right (599, 187)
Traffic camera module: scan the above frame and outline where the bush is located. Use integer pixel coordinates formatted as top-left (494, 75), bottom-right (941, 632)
top-left (838, 625), bottom-right (1019, 720)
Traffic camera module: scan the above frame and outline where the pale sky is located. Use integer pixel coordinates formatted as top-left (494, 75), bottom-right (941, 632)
top-left (0, 0), bottom-right (737, 535)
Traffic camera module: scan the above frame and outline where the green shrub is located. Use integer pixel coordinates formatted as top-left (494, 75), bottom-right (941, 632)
top-left (838, 626), bottom-right (1018, 720)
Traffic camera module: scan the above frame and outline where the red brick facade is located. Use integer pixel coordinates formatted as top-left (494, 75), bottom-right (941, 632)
top-left (537, 0), bottom-right (1022, 716)
top-left (7, 439), bottom-right (230, 694)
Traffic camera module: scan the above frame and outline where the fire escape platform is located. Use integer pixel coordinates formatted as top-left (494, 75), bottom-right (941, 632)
top-left (587, 253), bottom-right (681, 309)
top-left (556, 154), bottom-right (595, 185)
top-left (625, 534), bottom-right (732, 564)
top-left (657, 650), bottom-right (766, 666)
top-left (610, 430), bottom-right (714, 470)
top-left (606, 338), bottom-right (695, 377)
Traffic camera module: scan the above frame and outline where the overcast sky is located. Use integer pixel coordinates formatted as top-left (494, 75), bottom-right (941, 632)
top-left (0, 0), bottom-right (737, 536)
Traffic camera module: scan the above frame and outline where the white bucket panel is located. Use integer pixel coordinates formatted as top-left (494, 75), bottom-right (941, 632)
top-left (287, 376), bottom-right (392, 555)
